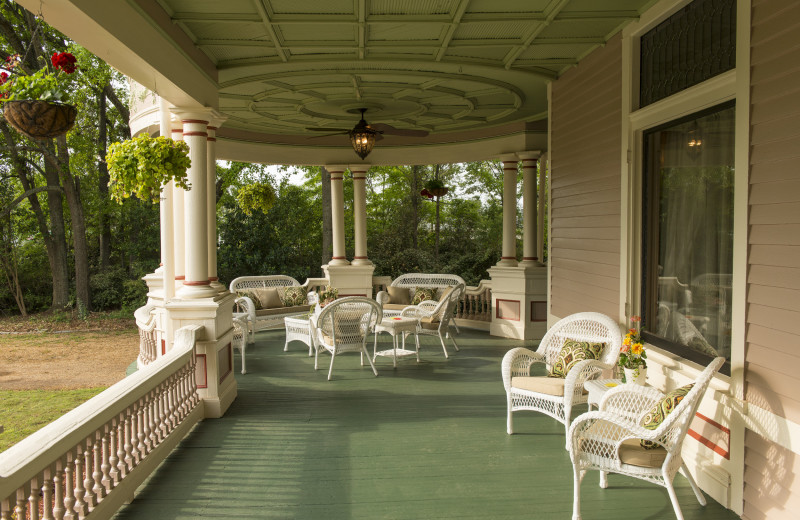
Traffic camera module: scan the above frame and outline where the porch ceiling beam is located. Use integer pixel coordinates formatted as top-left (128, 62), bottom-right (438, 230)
top-left (357, 0), bottom-right (366, 60)
top-left (435, 0), bottom-right (471, 62)
top-left (196, 37), bottom-right (605, 49)
top-left (169, 11), bottom-right (640, 25)
top-left (504, 0), bottom-right (570, 70)
top-left (252, 0), bottom-right (288, 62)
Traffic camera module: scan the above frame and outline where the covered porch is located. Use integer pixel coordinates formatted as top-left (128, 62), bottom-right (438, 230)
top-left (114, 329), bottom-right (737, 520)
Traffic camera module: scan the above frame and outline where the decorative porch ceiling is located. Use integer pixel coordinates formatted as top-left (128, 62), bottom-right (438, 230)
top-left (23, 0), bottom-right (658, 164)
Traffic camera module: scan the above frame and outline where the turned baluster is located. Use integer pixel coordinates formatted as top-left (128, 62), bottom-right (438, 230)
top-left (189, 362), bottom-right (199, 407)
top-left (92, 430), bottom-right (105, 500)
top-left (101, 425), bottom-right (112, 493)
top-left (158, 384), bottom-right (170, 440)
top-left (73, 445), bottom-right (86, 518)
top-left (82, 438), bottom-right (96, 510)
top-left (134, 401), bottom-right (145, 463)
top-left (141, 394), bottom-right (152, 455)
top-left (147, 390), bottom-right (159, 449)
top-left (53, 460), bottom-right (65, 520)
top-left (167, 379), bottom-right (178, 434)
top-left (116, 414), bottom-right (127, 479)
top-left (28, 476), bottom-right (40, 520)
top-left (15, 488), bottom-right (26, 520)
top-left (123, 410), bottom-right (134, 473)
top-left (42, 469), bottom-right (54, 520)
top-left (180, 366), bottom-right (192, 419)
top-left (63, 452), bottom-right (76, 520)
top-left (153, 384), bottom-right (165, 444)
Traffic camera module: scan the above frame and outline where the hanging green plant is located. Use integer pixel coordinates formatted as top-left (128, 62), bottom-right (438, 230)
top-left (106, 135), bottom-right (191, 204)
top-left (422, 178), bottom-right (449, 198)
top-left (236, 183), bottom-right (277, 215)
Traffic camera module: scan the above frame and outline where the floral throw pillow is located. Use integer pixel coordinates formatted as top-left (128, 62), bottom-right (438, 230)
top-left (411, 287), bottom-right (436, 305)
top-left (547, 339), bottom-right (605, 378)
top-left (281, 286), bottom-right (308, 307)
top-left (639, 384), bottom-right (694, 449)
top-left (238, 290), bottom-right (262, 310)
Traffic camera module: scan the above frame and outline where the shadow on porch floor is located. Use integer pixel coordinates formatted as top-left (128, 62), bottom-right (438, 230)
top-left (114, 329), bottom-right (739, 519)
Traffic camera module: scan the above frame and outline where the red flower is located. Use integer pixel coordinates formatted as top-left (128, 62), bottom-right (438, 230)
top-left (0, 72), bottom-right (9, 85)
top-left (51, 52), bottom-right (77, 74)
top-left (420, 189), bottom-right (431, 197)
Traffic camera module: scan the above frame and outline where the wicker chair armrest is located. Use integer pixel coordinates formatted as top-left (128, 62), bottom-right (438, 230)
top-left (400, 301), bottom-right (438, 318)
top-left (234, 296), bottom-right (257, 323)
top-left (376, 290), bottom-right (389, 305)
top-left (562, 359), bottom-right (611, 406)
top-left (568, 411), bottom-right (664, 460)
top-left (598, 384), bottom-right (665, 421)
top-left (501, 347), bottom-right (546, 390)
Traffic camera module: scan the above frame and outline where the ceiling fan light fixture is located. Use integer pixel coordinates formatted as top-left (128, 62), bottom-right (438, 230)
top-left (349, 109), bottom-right (378, 159)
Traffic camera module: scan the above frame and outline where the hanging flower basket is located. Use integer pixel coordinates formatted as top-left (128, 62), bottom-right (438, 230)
top-left (2, 99), bottom-right (77, 139)
top-left (429, 187), bottom-right (449, 197)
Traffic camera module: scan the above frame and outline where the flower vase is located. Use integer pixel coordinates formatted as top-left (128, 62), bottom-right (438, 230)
top-left (624, 366), bottom-right (647, 385)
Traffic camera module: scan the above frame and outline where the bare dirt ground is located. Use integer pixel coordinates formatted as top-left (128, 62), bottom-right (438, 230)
top-left (0, 314), bottom-right (139, 390)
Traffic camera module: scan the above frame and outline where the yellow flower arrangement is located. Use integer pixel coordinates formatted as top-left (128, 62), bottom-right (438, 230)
top-left (618, 315), bottom-right (647, 372)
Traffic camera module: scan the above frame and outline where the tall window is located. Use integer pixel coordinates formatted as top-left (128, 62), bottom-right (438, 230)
top-left (641, 102), bottom-right (734, 370)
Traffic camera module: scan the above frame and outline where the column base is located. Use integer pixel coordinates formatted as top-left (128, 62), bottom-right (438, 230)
top-left (328, 257), bottom-right (351, 266)
top-left (210, 280), bottom-right (226, 293)
top-left (323, 264), bottom-right (376, 298)
top-left (496, 258), bottom-right (519, 267)
top-left (351, 257), bottom-right (373, 266)
top-left (176, 282), bottom-right (219, 299)
top-left (519, 259), bottom-right (543, 268)
top-left (488, 265), bottom-right (547, 341)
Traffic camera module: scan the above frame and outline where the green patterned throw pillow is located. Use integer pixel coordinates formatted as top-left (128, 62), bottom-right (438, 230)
top-left (547, 339), bottom-right (605, 378)
top-left (238, 290), bottom-right (262, 310)
top-left (281, 286), bottom-right (308, 307)
top-left (411, 287), bottom-right (436, 305)
top-left (639, 384), bottom-right (694, 449)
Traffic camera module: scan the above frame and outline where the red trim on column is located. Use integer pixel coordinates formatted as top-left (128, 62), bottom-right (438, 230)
top-left (171, 130), bottom-right (183, 134)
top-left (331, 256), bottom-right (347, 259)
top-left (175, 275), bottom-right (186, 280)
top-left (207, 126), bottom-right (217, 131)
top-left (183, 131), bottom-right (208, 137)
top-left (522, 256), bottom-right (539, 261)
top-left (209, 276), bottom-right (218, 282)
top-left (330, 177), bottom-right (343, 181)
top-left (207, 137), bottom-right (217, 142)
top-left (500, 256), bottom-right (517, 260)
top-left (184, 280), bottom-right (211, 286)
top-left (352, 176), bottom-right (366, 180)
top-left (182, 119), bottom-right (209, 125)
top-left (161, 339), bottom-right (166, 356)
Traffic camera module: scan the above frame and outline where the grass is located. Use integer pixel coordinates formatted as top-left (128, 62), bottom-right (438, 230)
top-left (0, 387), bottom-right (107, 452)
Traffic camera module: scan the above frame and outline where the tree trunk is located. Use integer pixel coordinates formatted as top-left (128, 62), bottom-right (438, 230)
top-left (55, 135), bottom-right (91, 313)
top-left (97, 90), bottom-right (111, 269)
top-left (0, 217), bottom-right (27, 316)
top-left (41, 153), bottom-right (71, 309)
top-left (321, 166), bottom-right (333, 266)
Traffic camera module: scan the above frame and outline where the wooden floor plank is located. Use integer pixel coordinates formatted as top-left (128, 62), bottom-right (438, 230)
top-left (114, 329), bottom-right (740, 519)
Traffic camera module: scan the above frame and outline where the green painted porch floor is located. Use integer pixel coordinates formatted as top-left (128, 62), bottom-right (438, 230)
top-left (114, 329), bottom-right (739, 520)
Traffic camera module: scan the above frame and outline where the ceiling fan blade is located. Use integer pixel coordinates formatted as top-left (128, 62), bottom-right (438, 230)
top-left (370, 123), bottom-right (429, 137)
top-left (308, 133), bottom-right (348, 139)
top-left (305, 127), bottom-right (350, 133)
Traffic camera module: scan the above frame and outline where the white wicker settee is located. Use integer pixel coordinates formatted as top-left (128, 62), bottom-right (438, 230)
top-left (229, 275), bottom-right (314, 343)
top-left (376, 273), bottom-right (466, 311)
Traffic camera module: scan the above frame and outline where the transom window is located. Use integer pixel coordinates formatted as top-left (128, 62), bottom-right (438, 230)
top-left (641, 102), bottom-right (735, 371)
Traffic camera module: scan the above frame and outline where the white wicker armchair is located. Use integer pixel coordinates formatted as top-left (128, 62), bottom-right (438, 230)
top-left (501, 312), bottom-right (622, 437)
top-left (568, 357), bottom-right (725, 520)
top-left (313, 297), bottom-right (383, 381)
top-left (400, 283), bottom-right (464, 358)
top-left (376, 273), bottom-right (466, 333)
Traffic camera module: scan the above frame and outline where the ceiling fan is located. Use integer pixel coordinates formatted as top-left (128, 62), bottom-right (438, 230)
top-left (305, 108), bottom-right (429, 159)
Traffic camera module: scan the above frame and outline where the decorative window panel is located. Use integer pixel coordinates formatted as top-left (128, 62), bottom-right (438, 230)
top-left (639, 0), bottom-right (736, 107)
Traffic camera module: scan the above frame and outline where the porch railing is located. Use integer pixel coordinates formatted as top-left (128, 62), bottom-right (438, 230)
top-left (455, 280), bottom-right (492, 325)
top-left (0, 325), bottom-right (204, 520)
top-left (302, 277), bottom-right (329, 295)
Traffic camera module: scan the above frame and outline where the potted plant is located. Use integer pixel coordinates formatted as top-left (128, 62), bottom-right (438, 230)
top-left (106, 134), bottom-right (192, 204)
top-left (421, 178), bottom-right (449, 199)
top-left (0, 52), bottom-right (79, 139)
top-left (618, 315), bottom-right (647, 384)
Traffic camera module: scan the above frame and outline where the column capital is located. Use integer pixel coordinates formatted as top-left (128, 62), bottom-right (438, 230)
top-left (170, 106), bottom-right (223, 125)
top-left (498, 153), bottom-right (519, 163)
top-left (348, 164), bottom-right (370, 174)
top-left (325, 164), bottom-right (348, 173)
top-left (517, 150), bottom-right (542, 162)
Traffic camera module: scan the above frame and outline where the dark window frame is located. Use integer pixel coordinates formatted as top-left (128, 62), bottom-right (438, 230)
top-left (640, 100), bottom-right (735, 376)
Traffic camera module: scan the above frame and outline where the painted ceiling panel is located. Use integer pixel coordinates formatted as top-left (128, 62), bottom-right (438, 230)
top-left (465, 0), bottom-right (551, 14)
top-left (182, 22), bottom-right (268, 41)
top-left (269, 0), bottom-right (354, 15)
top-left (368, 0), bottom-right (456, 16)
top-left (368, 22), bottom-right (445, 41)
top-left (278, 24), bottom-right (357, 42)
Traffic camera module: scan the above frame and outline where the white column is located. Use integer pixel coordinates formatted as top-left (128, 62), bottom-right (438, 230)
top-left (174, 111), bottom-right (216, 299)
top-left (206, 121), bottom-right (226, 292)
top-left (519, 151), bottom-right (541, 267)
top-left (327, 165), bottom-right (350, 266)
top-left (497, 155), bottom-right (519, 267)
top-left (159, 99), bottom-right (175, 300)
top-left (349, 164), bottom-right (371, 266)
top-left (171, 123), bottom-right (185, 289)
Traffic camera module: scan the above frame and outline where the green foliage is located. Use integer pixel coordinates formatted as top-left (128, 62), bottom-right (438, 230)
top-left (1, 68), bottom-right (75, 103)
top-left (106, 135), bottom-right (191, 204)
top-left (423, 178), bottom-right (445, 191)
top-left (122, 279), bottom-right (148, 311)
top-left (89, 267), bottom-right (126, 311)
top-left (236, 182), bottom-right (277, 215)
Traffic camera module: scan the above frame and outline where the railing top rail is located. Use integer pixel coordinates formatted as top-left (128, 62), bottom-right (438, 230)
top-left (0, 324), bottom-right (201, 492)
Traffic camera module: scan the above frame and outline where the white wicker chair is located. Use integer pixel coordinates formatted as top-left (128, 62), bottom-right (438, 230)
top-left (376, 273), bottom-right (466, 333)
top-left (232, 316), bottom-right (248, 374)
top-left (501, 312), bottom-right (622, 438)
top-left (568, 357), bottom-right (725, 520)
top-left (400, 283), bottom-right (464, 358)
top-left (313, 297), bottom-right (382, 380)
